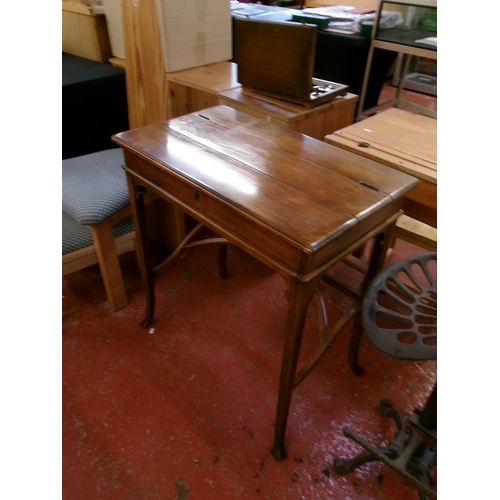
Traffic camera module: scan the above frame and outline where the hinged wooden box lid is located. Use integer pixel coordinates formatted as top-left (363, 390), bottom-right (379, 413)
top-left (234, 18), bottom-right (347, 108)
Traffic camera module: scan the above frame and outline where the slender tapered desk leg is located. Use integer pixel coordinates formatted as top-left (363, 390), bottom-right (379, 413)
top-left (349, 223), bottom-right (397, 375)
top-left (364, 224), bottom-right (395, 289)
top-left (126, 173), bottom-right (155, 327)
top-left (272, 278), bottom-right (315, 461)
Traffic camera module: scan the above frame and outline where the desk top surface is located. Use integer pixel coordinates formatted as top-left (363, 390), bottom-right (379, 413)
top-left (325, 108), bottom-right (437, 184)
top-left (114, 106), bottom-right (417, 276)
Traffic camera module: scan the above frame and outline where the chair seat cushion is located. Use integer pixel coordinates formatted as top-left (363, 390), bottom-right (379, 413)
top-left (62, 211), bottom-right (134, 255)
top-left (62, 149), bottom-right (129, 225)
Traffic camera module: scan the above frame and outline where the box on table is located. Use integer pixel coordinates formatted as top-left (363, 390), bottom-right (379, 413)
top-left (102, 0), bottom-right (232, 71)
top-left (154, 0), bottom-right (232, 72)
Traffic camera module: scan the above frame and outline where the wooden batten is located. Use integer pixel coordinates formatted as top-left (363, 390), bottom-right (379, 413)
top-left (120, 0), bottom-right (186, 249)
top-left (121, 0), bottom-right (171, 128)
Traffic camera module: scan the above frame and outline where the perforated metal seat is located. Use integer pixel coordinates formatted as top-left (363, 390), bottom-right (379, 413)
top-left (362, 252), bottom-right (437, 360)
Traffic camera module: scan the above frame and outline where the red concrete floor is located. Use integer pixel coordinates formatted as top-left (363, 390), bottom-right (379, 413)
top-left (62, 235), bottom-right (436, 500)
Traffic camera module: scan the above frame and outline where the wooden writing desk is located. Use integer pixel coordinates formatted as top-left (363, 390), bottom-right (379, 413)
top-left (325, 108), bottom-right (437, 228)
top-left (112, 105), bottom-right (417, 460)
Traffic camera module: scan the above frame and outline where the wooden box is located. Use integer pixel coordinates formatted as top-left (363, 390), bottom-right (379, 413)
top-left (234, 18), bottom-right (347, 108)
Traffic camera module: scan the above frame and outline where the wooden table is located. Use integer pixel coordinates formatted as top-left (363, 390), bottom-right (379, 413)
top-left (219, 87), bottom-right (358, 140)
top-left (324, 108), bottom-right (437, 228)
top-left (112, 105), bottom-right (417, 461)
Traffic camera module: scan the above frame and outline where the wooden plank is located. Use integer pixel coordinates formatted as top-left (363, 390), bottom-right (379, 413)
top-left (62, 2), bottom-right (111, 62)
top-left (109, 56), bottom-right (126, 69)
top-left (121, 0), bottom-right (170, 127)
top-left (393, 214), bottom-right (437, 251)
top-left (121, 0), bottom-right (186, 250)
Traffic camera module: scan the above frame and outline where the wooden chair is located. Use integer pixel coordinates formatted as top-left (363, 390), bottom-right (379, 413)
top-left (62, 149), bottom-right (135, 312)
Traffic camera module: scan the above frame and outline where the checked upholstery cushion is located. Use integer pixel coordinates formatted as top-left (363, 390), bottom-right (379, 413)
top-left (62, 211), bottom-right (134, 255)
top-left (62, 149), bottom-right (130, 225)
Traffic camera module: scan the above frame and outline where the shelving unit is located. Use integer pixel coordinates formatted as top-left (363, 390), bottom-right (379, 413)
top-left (356, 0), bottom-right (437, 120)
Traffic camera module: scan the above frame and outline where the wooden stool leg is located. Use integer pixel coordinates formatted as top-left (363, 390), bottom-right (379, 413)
top-left (89, 221), bottom-right (127, 312)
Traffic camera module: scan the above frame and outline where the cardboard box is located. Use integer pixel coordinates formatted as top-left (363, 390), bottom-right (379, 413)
top-left (101, 0), bottom-right (125, 59)
top-left (154, 0), bottom-right (232, 72)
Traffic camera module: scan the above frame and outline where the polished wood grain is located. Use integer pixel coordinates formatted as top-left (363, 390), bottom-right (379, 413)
top-left (113, 105), bottom-right (418, 461)
top-left (121, 0), bottom-right (169, 128)
top-left (325, 108), bottom-right (437, 228)
top-left (234, 18), bottom-right (316, 106)
top-left (219, 88), bottom-right (357, 140)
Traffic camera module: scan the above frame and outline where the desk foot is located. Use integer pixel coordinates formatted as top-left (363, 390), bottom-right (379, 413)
top-left (271, 441), bottom-right (287, 462)
top-left (140, 315), bottom-right (153, 329)
top-left (348, 316), bottom-right (365, 377)
top-left (139, 286), bottom-right (155, 328)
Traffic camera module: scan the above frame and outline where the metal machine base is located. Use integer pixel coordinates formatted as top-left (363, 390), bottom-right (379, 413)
top-left (334, 398), bottom-right (437, 500)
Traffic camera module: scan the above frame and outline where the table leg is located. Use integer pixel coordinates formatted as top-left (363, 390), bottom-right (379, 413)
top-left (364, 226), bottom-right (394, 288)
top-left (272, 278), bottom-right (316, 461)
top-left (126, 173), bottom-right (155, 327)
top-left (349, 223), bottom-right (396, 375)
